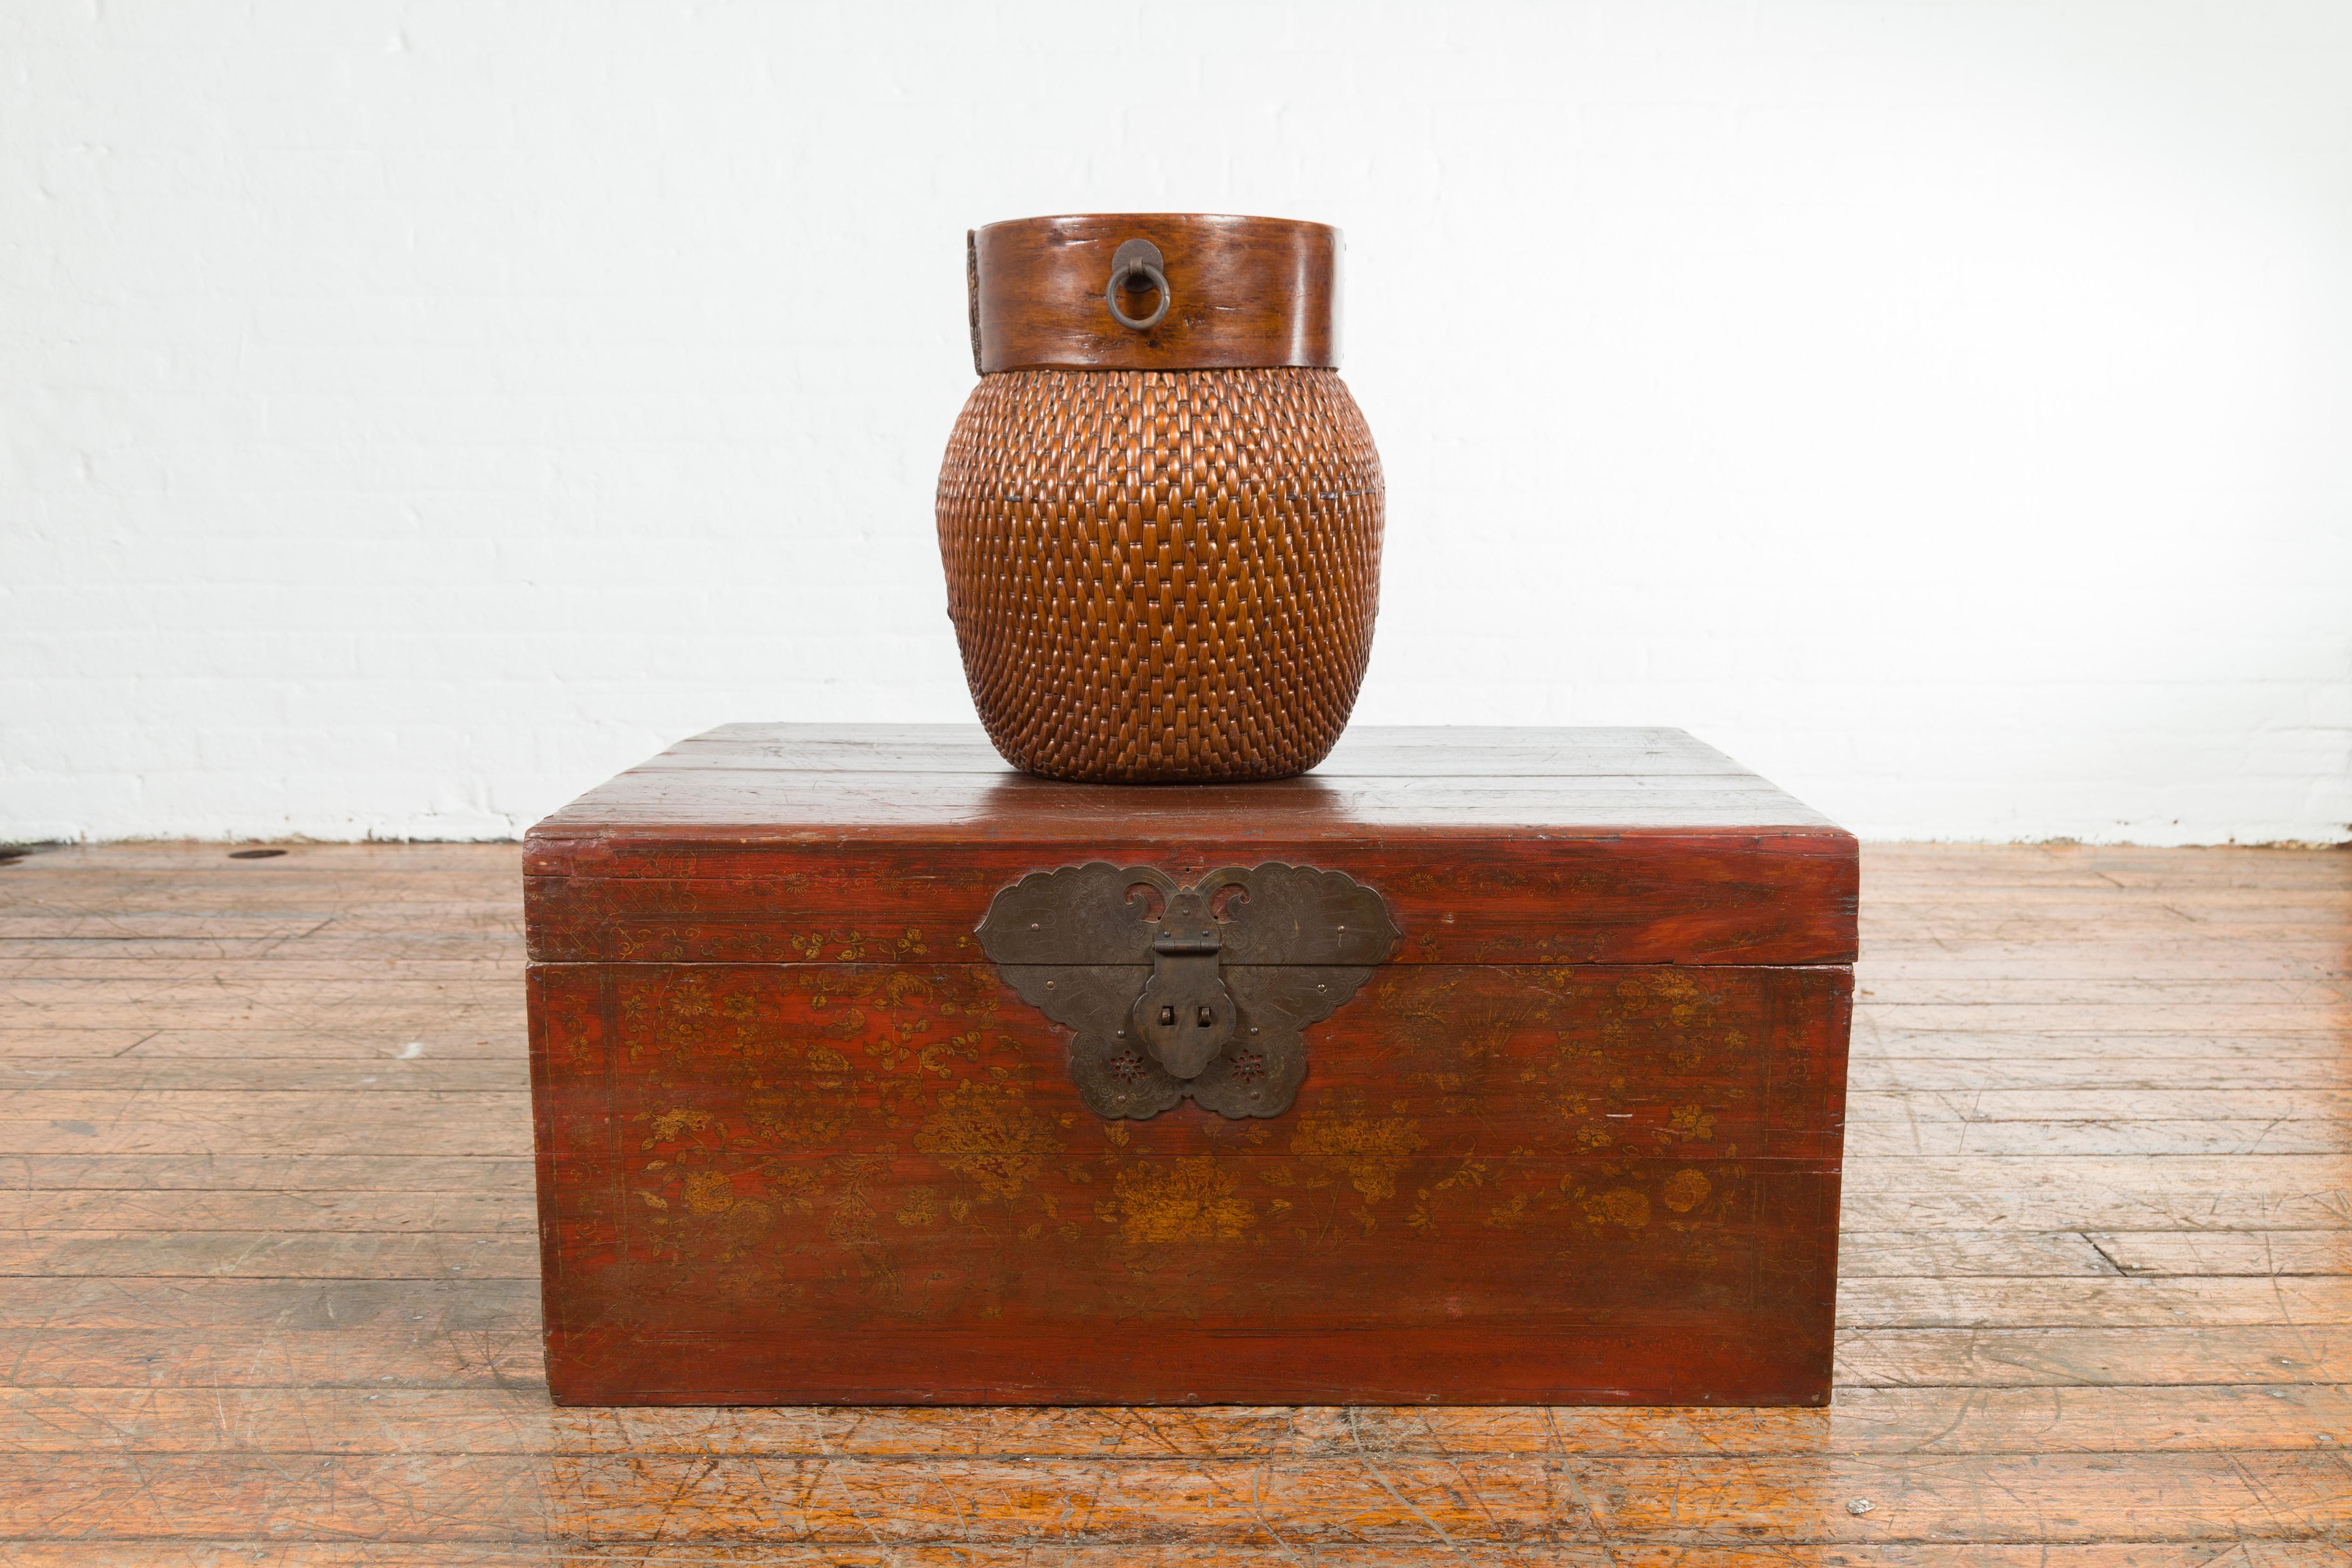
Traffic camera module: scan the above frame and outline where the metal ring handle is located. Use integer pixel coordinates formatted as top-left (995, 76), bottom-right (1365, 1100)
top-left (1105, 239), bottom-right (1171, 332)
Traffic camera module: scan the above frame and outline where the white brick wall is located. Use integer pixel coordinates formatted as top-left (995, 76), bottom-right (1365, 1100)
top-left (4, 0), bottom-right (2347, 844)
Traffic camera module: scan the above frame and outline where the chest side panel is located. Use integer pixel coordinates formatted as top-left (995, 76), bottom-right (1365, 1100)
top-left (528, 958), bottom-right (1849, 1405)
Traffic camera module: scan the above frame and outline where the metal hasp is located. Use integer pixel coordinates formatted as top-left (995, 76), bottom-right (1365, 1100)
top-left (975, 862), bottom-right (1400, 1120)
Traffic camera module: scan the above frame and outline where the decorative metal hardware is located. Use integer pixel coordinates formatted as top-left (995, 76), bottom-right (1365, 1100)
top-left (975, 862), bottom-right (1398, 1120)
top-left (1104, 238), bottom-right (1171, 332)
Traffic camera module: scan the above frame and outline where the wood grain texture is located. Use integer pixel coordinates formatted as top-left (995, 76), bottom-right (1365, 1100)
top-left (523, 724), bottom-right (1859, 967)
top-left (970, 213), bottom-right (1340, 372)
top-left (525, 962), bottom-right (1846, 1399)
top-left (0, 836), bottom-right (2347, 1557)
top-left (526, 730), bottom-right (1854, 1405)
top-left (0, 1551), bottom-right (2348, 1568)
top-left (4, 1448), bottom-right (2348, 1545)
top-left (7, 1383), bottom-right (2350, 1455)
top-left (0, 1552), bottom-right (2343, 1568)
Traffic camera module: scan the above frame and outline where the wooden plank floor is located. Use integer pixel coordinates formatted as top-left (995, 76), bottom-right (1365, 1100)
top-left (1, 840), bottom-right (2347, 1564)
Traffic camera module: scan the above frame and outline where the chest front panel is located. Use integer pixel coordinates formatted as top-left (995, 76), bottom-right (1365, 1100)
top-left (525, 724), bottom-right (1857, 1405)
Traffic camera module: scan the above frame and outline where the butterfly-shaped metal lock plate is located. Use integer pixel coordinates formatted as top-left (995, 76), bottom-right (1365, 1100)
top-left (974, 862), bottom-right (1400, 1120)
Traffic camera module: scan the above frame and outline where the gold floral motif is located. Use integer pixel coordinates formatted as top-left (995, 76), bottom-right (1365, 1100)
top-left (822, 1154), bottom-right (888, 1252)
top-left (762, 1168), bottom-right (819, 1211)
top-left (828, 1189), bottom-right (880, 1247)
top-left (1612, 969), bottom-right (1703, 1020)
top-left (648, 1107), bottom-right (712, 1143)
top-left (913, 1079), bottom-right (1064, 1203)
top-left (666, 976), bottom-right (714, 1019)
top-left (919, 1027), bottom-right (987, 1078)
top-left (647, 1166), bottom-right (775, 1264)
top-left (683, 1170), bottom-right (736, 1214)
top-left (1587, 1188), bottom-right (1651, 1229)
top-left (1662, 1168), bottom-right (1712, 1213)
top-left (1483, 1192), bottom-right (1532, 1229)
top-left (790, 929), bottom-right (870, 961)
top-left (748, 1079), bottom-right (850, 1149)
top-left (1665, 1104), bottom-right (1717, 1143)
top-left (1404, 1158), bottom-right (1488, 1231)
top-left (1288, 1110), bottom-right (1427, 1204)
top-left (1102, 1157), bottom-right (1255, 1245)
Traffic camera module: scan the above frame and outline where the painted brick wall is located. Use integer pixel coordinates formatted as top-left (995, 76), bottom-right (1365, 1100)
top-left (5, 0), bottom-right (2348, 844)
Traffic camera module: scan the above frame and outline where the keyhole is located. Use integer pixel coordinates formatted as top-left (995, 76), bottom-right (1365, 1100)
top-left (1196, 1005), bottom-right (1213, 1027)
top-left (1159, 1005), bottom-right (1176, 1026)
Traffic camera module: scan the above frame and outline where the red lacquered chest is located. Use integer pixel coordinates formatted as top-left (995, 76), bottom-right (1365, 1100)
top-left (523, 724), bottom-right (1855, 1405)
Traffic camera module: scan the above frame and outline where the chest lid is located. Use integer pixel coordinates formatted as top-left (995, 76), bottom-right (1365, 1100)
top-left (525, 724), bottom-right (1855, 967)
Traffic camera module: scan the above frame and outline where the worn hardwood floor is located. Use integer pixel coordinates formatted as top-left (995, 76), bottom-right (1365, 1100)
top-left (0, 840), bottom-right (2346, 1564)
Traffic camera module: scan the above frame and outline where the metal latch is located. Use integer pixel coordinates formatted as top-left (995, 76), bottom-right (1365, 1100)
top-left (975, 862), bottom-right (1399, 1120)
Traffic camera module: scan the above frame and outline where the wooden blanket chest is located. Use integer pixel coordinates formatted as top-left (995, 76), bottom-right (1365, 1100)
top-left (524, 724), bottom-right (1856, 1405)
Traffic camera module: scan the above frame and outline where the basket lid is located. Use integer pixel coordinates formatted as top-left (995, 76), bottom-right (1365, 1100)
top-left (969, 212), bottom-right (1341, 373)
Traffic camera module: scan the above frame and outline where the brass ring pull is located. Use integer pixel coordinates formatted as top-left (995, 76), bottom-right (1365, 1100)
top-left (1105, 238), bottom-right (1171, 331)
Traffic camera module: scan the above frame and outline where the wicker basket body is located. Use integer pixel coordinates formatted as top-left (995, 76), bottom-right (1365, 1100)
top-left (939, 214), bottom-right (1383, 783)
top-left (938, 365), bottom-right (1383, 781)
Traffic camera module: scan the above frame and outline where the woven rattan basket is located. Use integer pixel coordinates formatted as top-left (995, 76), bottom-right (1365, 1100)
top-left (936, 213), bottom-right (1383, 783)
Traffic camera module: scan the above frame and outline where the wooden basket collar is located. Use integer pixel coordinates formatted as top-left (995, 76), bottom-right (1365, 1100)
top-left (968, 212), bottom-right (1342, 373)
